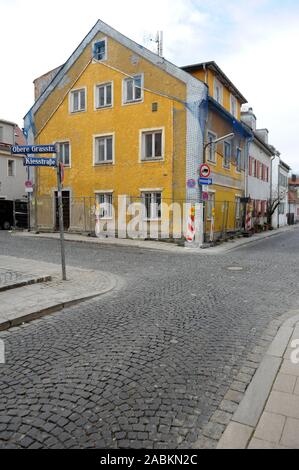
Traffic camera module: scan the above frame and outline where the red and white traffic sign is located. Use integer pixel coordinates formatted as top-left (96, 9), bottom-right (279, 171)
top-left (200, 164), bottom-right (211, 178)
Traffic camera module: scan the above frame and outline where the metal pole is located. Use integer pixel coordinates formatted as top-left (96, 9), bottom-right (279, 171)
top-left (56, 149), bottom-right (67, 281)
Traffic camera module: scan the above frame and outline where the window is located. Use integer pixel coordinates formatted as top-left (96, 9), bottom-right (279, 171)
top-left (95, 82), bottom-right (112, 109)
top-left (207, 132), bottom-right (217, 163)
top-left (96, 193), bottom-right (113, 219)
top-left (235, 197), bottom-right (241, 220)
top-left (223, 142), bottom-right (231, 168)
top-left (7, 159), bottom-right (16, 176)
top-left (123, 75), bottom-right (143, 103)
top-left (70, 88), bottom-right (86, 113)
top-left (57, 142), bottom-right (70, 167)
top-left (214, 78), bottom-right (223, 105)
top-left (141, 130), bottom-right (163, 160)
top-left (142, 192), bottom-right (162, 220)
top-left (236, 148), bottom-right (242, 172)
top-left (0, 127), bottom-right (3, 142)
top-left (94, 135), bottom-right (114, 164)
top-left (93, 38), bottom-right (107, 61)
top-left (279, 203), bottom-right (285, 215)
top-left (207, 193), bottom-right (215, 219)
top-left (230, 95), bottom-right (237, 118)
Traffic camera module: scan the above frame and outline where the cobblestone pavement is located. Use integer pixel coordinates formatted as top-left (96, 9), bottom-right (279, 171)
top-left (1, 229), bottom-right (299, 449)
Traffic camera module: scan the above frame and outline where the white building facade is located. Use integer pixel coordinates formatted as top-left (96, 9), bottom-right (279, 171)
top-left (0, 119), bottom-right (27, 200)
top-left (241, 108), bottom-right (274, 227)
top-left (271, 155), bottom-right (290, 228)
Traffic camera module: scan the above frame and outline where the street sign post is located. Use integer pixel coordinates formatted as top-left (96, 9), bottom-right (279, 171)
top-left (200, 164), bottom-right (211, 179)
top-left (23, 156), bottom-right (57, 167)
top-left (12, 144), bottom-right (67, 281)
top-left (199, 178), bottom-right (213, 186)
top-left (11, 145), bottom-right (57, 155)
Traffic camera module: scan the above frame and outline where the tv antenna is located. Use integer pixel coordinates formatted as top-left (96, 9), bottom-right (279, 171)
top-left (143, 31), bottom-right (164, 57)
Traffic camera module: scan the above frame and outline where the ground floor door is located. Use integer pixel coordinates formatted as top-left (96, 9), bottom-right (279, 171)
top-left (54, 191), bottom-right (70, 230)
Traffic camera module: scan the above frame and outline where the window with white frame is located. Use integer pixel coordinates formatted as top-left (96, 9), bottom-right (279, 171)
top-left (95, 82), bottom-right (112, 109)
top-left (7, 159), bottom-right (16, 176)
top-left (279, 203), bottom-right (285, 215)
top-left (207, 131), bottom-right (217, 163)
top-left (93, 38), bottom-right (107, 61)
top-left (223, 141), bottom-right (231, 168)
top-left (207, 192), bottom-right (215, 219)
top-left (214, 78), bottom-right (223, 105)
top-left (57, 142), bottom-right (70, 167)
top-left (96, 193), bottom-right (113, 219)
top-left (235, 197), bottom-right (241, 220)
top-left (70, 88), bottom-right (86, 113)
top-left (236, 147), bottom-right (242, 172)
top-left (123, 75), bottom-right (143, 103)
top-left (230, 94), bottom-right (238, 118)
top-left (141, 130), bottom-right (163, 160)
top-left (142, 192), bottom-right (162, 220)
top-left (94, 135), bottom-right (114, 164)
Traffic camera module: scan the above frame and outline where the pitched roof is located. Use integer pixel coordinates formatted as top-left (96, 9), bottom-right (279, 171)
top-left (181, 61), bottom-right (247, 104)
top-left (25, 19), bottom-right (207, 120)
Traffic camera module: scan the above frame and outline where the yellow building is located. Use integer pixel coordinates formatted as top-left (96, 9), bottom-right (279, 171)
top-left (182, 62), bottom-right (252, 242)
top-left (24, 19), bottom-right (208, 239)
top-left (24, 22), bottom-right (252, 243)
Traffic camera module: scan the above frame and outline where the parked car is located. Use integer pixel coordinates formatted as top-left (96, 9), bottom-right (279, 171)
top-left (0, 199), bottom-right (28, 230)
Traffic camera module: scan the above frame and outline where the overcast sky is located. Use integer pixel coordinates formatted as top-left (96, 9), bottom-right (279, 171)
top-left (1, 0), bottom-right (298, 170)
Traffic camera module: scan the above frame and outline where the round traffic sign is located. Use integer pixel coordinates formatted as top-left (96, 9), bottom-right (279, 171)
top-left (200, 164), bottom-right (211, 178)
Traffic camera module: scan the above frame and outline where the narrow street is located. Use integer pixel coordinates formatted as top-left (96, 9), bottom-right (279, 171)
top-left (0, 229), bottom-right (299, 449)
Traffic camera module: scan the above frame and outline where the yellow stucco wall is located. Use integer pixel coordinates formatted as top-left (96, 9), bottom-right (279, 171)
top-left (34, 33), bottom-right (188, 231)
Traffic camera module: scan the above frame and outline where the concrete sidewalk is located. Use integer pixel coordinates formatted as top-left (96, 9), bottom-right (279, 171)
top-left (218, 310), bottom-right (299, 449)
top-left (0, 256), bottom-right (118, 331)
top-left (12, 224), bottom-right (299, 254)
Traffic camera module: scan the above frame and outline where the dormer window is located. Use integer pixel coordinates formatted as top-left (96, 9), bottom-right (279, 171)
top-left (93, 38), bottom-right (107, 61)
top-left (214, 78), bottom-right (223, 105)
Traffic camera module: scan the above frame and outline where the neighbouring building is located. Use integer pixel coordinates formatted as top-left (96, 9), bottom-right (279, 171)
top-left (241, 107), bottom-right (274, 228)
top-left (181, 61), bottom-right (252, 242)
top-left (288, 175), bottom-right (299, 224)
top-left (24, 19), bottom-right (209, 239)
top-left (0, 119), bottom-right (27, 200)
top-left (271, 152), bottom-right (290, 228)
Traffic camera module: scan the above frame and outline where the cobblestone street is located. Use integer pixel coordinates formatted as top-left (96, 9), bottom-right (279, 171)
top-left (1, 230), bottom-right (299, 449)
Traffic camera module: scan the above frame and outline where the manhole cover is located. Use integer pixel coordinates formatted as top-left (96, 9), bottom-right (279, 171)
top-left (227, 267), bottom-right (244, 272)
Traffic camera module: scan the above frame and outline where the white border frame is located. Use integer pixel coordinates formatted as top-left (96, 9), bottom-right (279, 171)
top-left (206, 130), bottom-right (217, 165)
top-left (93, 132), bottom-right (115, 166)
top-left (92, 37), bottom-right (108, 63)
top-left (55, 140), bottom-right (72, 168)
top-left (223, 140), bottom-right (231, 170)
top-left (69, 86), bottom-right (87, 114)
top-left (122, 73), bottom-right (144, 106)
top-left (94, 190), bottom-right (114, 221)
top-left (7, 158), bottom-right (16, 177)
top-left (139, 127), bottom-right (165, 163)
top-left (94, 81), bottom-right (114, 110)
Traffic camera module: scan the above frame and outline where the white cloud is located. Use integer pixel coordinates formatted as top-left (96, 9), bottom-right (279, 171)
top-left (0, 0), bottom-right (298, 170)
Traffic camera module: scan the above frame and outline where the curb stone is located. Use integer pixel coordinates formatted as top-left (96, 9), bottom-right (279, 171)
top-left (193, 309), bottom-right (299, 449)
top-left (216, 309), bottom-right (299, 449)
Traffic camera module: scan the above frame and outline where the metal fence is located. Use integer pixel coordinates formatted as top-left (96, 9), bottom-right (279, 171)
top-left (31, 195), bottom-right (245, 241)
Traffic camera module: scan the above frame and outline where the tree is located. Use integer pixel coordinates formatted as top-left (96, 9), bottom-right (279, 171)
top-left (266, 188), bottom-right (287, 226)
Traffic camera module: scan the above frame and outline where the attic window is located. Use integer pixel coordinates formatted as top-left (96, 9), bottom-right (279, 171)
top-left (93, 38), bottom-right (107, 61)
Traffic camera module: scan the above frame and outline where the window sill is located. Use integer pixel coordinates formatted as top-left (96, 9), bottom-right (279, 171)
top-left (95, 105), bottom-right (113, 110)
top-left (94, 162), bottom-right (114, 166)
top-left (143, 219), bottom-right (162, 222)
top-left (70, 109), bottom-right (86, 114)
top-left (140, 158), bottom-right (164, 163)
top-left (122, 99), bottom-right (143, 106)
top-left (207, 160), bottom-right (217, 166)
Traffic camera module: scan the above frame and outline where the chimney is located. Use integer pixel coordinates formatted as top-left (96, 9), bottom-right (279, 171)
top-left (292, 174), bottom-right (297, 183)
top-left (255, 128), bottom-right (269, 145)
top-left (241, 107), bottom-right (256, 131)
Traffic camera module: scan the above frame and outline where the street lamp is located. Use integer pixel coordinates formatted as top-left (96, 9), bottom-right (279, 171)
top-left (204, 133), bottom-right (235, 163)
